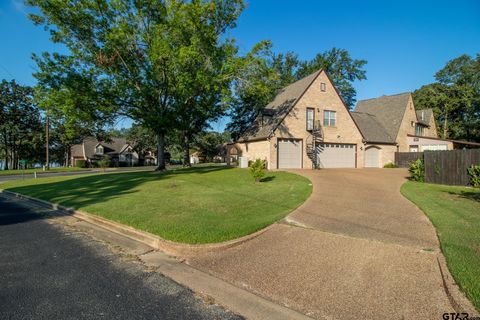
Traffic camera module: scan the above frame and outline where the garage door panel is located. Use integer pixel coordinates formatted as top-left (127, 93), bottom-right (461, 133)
top-left (278, 139), bottom-right (302, 169)
top-left (317, 143), bottom-right (355, 168)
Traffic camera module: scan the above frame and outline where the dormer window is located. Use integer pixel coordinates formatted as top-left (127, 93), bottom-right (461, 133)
top-left (96, 145), bottom-right (104, 155)
top-left (415, 124), bottom-right (424, 136)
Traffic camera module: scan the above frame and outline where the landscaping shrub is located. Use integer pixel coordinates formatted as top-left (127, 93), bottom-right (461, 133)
top-left (75, 160), bottom-right (86, 168)
top-left (408, 158), bottom-right (425, 182)
top-left (468, 165), bottom-right (480, 188)
top-left (383, 162), bottom-right (398, 168)
top-left (98, 156), bottom-right (111, 171)
top-left (250, 159), bottom-right (266, 183)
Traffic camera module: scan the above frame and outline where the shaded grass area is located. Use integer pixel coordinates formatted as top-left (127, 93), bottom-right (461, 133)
top-left (401, 182), bottom-right (480, 311)
top-left (0, 167), bottom-right (91, 176)
top-left (2, 166), bottom-right (312, 244)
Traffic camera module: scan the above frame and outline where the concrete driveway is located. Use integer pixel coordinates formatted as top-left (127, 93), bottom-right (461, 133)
top-left (188, 169), bottom-right (458, 319)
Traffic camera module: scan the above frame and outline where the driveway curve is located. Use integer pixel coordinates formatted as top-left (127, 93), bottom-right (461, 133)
top-left (287, 168), bottom-right (439, 248)
top-left (188, 169), bottom-right (461, 319)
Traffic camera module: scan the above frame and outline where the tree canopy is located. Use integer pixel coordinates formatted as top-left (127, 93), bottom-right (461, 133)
top-left (0, 80), bottom-right (43, 170)
top-left (27, 0), bottom-right (244, 170)
top-left (414, 54), bottom-right (480, 141)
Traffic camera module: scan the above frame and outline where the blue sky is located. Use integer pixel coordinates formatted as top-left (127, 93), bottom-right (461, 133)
top-left (1, 0), bottom-right (479, 131)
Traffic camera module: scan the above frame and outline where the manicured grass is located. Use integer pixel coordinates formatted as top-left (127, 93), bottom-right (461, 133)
top-left (2, 166), bottom-right (312, 244)
top-left (0, 167), bottom-right (90, 176)
top-left (401, 181), bottom-right (480, 311)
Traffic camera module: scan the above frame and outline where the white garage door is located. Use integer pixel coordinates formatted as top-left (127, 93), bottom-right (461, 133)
top-left (278, 139), bottom-right (302, 169)
top-left (364, 147), bottom-right (380, 168)
top-left (317, 143), bottom-right (356, 168)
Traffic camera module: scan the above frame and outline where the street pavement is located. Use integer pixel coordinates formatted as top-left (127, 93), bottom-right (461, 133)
top-left (0, 194), bottom-right (241, 320)
top-left (0, 166), bottom-right (158, 183)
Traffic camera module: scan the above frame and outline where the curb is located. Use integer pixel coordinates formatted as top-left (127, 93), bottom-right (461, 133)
top-left (0, 189), bottom-right (272, 257)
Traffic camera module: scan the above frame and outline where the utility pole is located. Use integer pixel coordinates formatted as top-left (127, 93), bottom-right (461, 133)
top-left (45, 115), bottom-right (49, 170)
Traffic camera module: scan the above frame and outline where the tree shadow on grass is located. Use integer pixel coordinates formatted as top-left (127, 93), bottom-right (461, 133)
top-left (6, 165), bottom-right (232, 210)
top-left (260, 176), bottom-right (276, 183)
top-left (449, 190), bottom-right (480, 202)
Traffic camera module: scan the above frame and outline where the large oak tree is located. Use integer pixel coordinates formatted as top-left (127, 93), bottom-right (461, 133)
top-left (28, 0), bottom-right (243, 170)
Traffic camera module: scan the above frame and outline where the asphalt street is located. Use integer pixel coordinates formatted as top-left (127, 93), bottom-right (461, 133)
top-left (0, 195), bottom-right (242, 320)
top-left (0, 166), bottom-right (158, 183)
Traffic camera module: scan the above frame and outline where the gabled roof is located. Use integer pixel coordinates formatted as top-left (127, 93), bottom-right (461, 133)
top-left (350, 112), bottom-right (395, 144)
top-left (70, 144), bottom-right (84, 158)
top-left (238, 70), bottom-right (322, 142)
top-left (416, 109), bottom-right (433, 126)
top-left (355, 92), bottom-right (411, 141)
top-left (81, 137), bottom-right (130, 158)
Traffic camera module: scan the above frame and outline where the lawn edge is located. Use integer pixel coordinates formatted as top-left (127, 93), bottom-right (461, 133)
top-left (0, 188), bottom-right (275, 257)
top-left (399, 181), bottom-right (479, 314)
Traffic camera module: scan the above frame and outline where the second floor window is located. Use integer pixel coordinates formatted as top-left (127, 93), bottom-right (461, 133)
top-left (96, 145), bottom-right (104, 155)
top-left (306, 108), bottom-right (315, 130)
top-left (323, 110), bottom-right (336, 127)
top-left (415, 124), bottom-right (424, 136)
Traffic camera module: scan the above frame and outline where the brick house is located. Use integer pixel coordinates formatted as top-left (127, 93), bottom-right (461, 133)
top-left (226, 69), bottom-right (455, 169)
top-left (71, 137), bottom-right (141, 167)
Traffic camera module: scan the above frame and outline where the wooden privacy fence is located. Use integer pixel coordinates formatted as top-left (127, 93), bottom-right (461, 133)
top-left (424, 149), bottom-right (480, 186)
top-left (395, 152), bottom-right (423, 168)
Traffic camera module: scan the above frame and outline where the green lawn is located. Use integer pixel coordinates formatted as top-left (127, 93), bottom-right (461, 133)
top-left (1, 166), bottom-right (312, 244)
top-left (0, 167), bottom-right (90, 176)
top-left (401, 182), bottom-right (480, 311)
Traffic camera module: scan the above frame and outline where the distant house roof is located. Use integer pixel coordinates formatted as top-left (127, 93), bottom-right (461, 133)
top-left (70, 144), bottom-right (84, 158)
top-left (350, 112), bottom-right (396, 144)
top-left (416, 109), bottom-right (434, 126)
top-left (238, 70), bottom-right (322, 142)
top-left (71, 137), bottom-right (132, 159)
top-left (355, 92), bottom-right (411, 141)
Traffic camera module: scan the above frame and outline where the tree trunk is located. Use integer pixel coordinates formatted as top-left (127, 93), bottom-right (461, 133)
top-left (3, 131), bottom-right (8, 170)
top-left (156, 132), bottom-right (166, 171)
top-left (65, 144), bottom-right (71, 167)
top-left (183, 133), bottom-right (191, 167)
top-left (3, 149), bottom-right (8, 170)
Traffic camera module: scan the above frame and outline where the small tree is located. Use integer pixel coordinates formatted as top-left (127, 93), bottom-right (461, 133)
top-left (98, 156), bottom-right (110, 172)
top-left (250, 158), bottom-right (266, 183)
top-left (408, 158), bottom-right (425, 182)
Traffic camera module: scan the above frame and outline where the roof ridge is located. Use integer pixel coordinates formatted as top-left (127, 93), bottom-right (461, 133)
top-left (358, 92), bottom-right (411, 103)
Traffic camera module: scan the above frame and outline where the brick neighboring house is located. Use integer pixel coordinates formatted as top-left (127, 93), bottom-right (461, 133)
top-left (352, 92), bottom-right (454, 167)
top-left (71, 137), bottom-right (141, 167)
top-left (226, 69), bottom-right (459, 169)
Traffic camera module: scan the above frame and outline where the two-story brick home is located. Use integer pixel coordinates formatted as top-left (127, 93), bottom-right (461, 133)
top-left (226, 69), bottom-right (453, 169)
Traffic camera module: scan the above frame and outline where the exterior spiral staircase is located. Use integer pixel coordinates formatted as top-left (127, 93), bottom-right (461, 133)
top-left (306, 120), bottom-right (323, 169)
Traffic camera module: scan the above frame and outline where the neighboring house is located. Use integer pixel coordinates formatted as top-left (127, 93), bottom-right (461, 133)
top-left (71, 137), bottom-right (140, 167)
top-left (226, 69), bottom-right (471, 169)
top-left (352, 92), bottom-right (453, 167)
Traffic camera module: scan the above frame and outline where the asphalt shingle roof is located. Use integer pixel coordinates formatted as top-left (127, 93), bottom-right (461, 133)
top-left (416, 109), bottom-right (433, 126)
top-left (238, 70), bottom-right (321, 142)
top-left (355, 92), bottom-right (411, 141)
top-left (350, 112), bottom-right (395, 143)
top-left (72, 137), bottom-right (129, 159)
